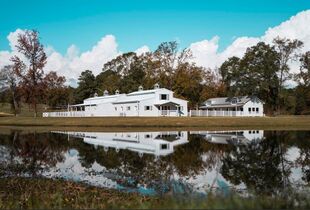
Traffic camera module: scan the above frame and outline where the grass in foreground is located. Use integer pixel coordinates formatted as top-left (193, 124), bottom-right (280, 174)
top-left (0, 116), bottom-right (310, 130)
top-left (0, 177), bottom-right (309, 209)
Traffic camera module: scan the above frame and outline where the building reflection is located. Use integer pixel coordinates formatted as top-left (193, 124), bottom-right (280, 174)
top-left (53, 131), bottom-right (189, 157)
top-left (191, 130), bottom-right (264, 144)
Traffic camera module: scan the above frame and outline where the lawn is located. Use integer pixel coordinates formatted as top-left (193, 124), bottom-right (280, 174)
top-left (0, 116), bottom-right (309, 130)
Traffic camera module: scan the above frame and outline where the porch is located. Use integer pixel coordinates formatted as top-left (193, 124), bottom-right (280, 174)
top-left (156, 101), bottom-right (182, 117)
top-left (189, 110), bottom-right (244, 117)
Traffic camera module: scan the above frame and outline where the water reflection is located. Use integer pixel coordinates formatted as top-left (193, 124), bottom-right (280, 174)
top-left (55, 131), bottom-right (188, 157)
top-left (0, 129), bottom-right (309, 197)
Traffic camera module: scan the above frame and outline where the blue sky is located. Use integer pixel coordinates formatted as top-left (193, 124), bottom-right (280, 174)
top-left (1, 0), bottom-right (310, 54)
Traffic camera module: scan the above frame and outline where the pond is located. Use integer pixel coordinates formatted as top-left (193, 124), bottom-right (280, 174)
top-left (0, 129), bottom-right (310, 199)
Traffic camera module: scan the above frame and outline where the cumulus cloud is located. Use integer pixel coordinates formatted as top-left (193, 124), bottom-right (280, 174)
top-left (135, 45), bottom-right (150, 56)
top-left (0, 32), bottom-right (121, 86)
top-left (190, 10), bottom-right (310, 75)
top-left (45, 35), bottom-right (120, 80)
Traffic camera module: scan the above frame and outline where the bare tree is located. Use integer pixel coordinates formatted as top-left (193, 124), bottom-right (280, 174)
top-left (10, 30), bottom-right (47, 117)
top-left (0, 65), bottom-right (20, 115)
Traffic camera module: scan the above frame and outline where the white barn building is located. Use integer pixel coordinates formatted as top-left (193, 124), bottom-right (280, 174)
top-left (190, 96), bottom-right (264, 117)
top-left (43, 84), bottom-right (188, 117)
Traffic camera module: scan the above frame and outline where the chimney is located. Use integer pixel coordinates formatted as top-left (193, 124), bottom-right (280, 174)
top-left (115, 89), bottom-right (120, 95)
top-left (138, 85), bottom-right (143, 91)
top-left (103, 90), bottom-right (109, 96)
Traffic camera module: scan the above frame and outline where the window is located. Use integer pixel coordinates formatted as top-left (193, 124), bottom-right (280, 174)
top-left (249, 131), bottom-right (252, 134)
top-left (145, 134), bottom-right (151, 138)
top-left (256, 108), bottom-right (259, 113)
top-left (145, 106), bottom-right (152, 111)
top-left (161, 144), bottom-right (169, 150)
top-left (240, 107), bottom-right (243, 112)
top-left (127, 106), bottom-right (131, 111)
top-left (252, 107), bottom-right (255, 112)
top-left (121, 106), bottom-right (123, 111)
top-left (160, 94), bottom-right (169, 100)
top-left (115, 107), bottom-right (117, 111)
top-left (248, 108), bottom-right (251, 112)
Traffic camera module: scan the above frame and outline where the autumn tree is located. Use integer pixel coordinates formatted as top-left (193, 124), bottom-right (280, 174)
top-left (172, 63), bottom-right (205, 108)
top-left (44, 71), bottom-right (70, 108)
top-left (10, 30), bottom-right (47, 117)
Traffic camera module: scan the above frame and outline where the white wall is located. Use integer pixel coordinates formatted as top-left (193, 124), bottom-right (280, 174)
top-left (242, 100), bottom-right (264, 116)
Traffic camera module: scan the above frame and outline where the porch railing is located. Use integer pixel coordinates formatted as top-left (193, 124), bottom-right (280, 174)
top-left (189, 110), bottom-right (244, 117)
top-left (160, 110), bottom-right (179, 116)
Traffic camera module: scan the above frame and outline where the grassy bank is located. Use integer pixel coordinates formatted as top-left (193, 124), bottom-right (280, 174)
top-left (0, 177), bottom-right (309, 209)
top-left (0, 116), bottom-right (309, 130)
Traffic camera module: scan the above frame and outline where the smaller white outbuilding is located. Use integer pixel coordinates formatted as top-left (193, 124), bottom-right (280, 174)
top-left (190, 96), bottom-right (264, 117)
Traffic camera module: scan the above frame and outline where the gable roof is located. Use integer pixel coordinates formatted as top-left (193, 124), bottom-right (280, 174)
top-left (127, 88), bottom-right (171, 96)
top-left (201, 96), bottom-right (262, 108)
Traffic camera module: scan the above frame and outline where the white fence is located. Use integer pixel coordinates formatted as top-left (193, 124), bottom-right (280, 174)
top-left (189, 110), bottom-right (244, 117)
top-left (42, 111), bottom-right (85, 117)
top-left (160, 110), bottom-right (179, 117)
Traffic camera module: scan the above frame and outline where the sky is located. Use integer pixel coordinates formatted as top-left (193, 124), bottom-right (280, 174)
top-left (1, 0), bottom-right (310, 84)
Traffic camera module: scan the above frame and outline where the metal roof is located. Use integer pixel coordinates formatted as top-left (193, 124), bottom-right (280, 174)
top-left (202, 96), bottom-right (262, 108)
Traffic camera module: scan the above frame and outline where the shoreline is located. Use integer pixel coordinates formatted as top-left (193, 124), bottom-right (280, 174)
top-left (0, 116), bottom-right (309, 130)
top-left (1, 177), bottom-right (309, 209)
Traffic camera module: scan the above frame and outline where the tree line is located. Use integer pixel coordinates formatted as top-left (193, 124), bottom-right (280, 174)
top-left (0, 30), bottom-right (309, 116)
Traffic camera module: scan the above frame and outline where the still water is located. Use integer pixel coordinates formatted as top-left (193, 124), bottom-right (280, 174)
top-left (0, 129), bottom-right (309, 197)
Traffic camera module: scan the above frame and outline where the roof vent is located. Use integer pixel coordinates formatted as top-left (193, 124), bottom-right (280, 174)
top-left (115, 89), bottom-right (120, 95)
top-left (103, 90), bottom-right (109, 96)
top-left (154, 83), bottom-right (160, 89)
top-left (94, 92), bottom-right (98, 97)
top-left (138, 85), bottom-right (143, 91)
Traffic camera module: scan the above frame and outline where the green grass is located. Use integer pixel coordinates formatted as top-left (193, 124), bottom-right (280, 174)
top-left (0, 177), bottom-right (309, 209)
top-left (0, 103), bottom-right (47, 117)
top-left (0, 116), bottom-right (309, 130)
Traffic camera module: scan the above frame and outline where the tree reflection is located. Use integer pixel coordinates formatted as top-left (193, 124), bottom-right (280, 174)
top-left (221, 131), bottom-right (292, 195)
top-left (0, 131), bottom-right (69, 176)
top-left (294, 132), bottom-right (310, 183)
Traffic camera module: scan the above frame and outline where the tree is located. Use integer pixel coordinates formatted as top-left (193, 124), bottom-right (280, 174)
top-left (96, 70), bottom-right (121, 94)
top-left (75, 70), bottom-right (97, 103)
top-left (294, 51), bottom-right (310, 114)
top-left (44, 71), bottom-right (70, 108)
top-left (221, 42), bottom-right (280, 113)
top-left (0, 65), bottom-right (21, 115)
top-left (273, 37), bottom-right (303, 112)
top-left (10, 30), bottom-right (47, 117)
top-left (219, 56), bottom-right (241, 94)
top-left (172, 63), bottom-right (205, 108)
top-left (273, 37), bottom-right (303, 89)
top-left (153, 41), bottom-right (179, 89)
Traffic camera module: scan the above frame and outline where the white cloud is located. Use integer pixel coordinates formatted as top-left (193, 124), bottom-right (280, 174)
top-left (190, 10), bottom-right (310, 76)
top-left (0, 31), bottom-right (121, 86)
top-left (45, 35), bottom-right (120, 80)
top-left (135, 45), bottom-right (150, 56)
